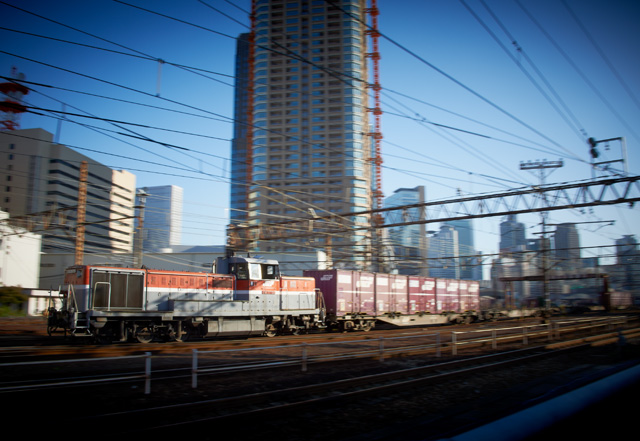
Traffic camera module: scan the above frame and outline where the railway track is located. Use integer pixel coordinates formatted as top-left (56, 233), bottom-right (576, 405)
top-left (43, 326), bottom-right (640, 439)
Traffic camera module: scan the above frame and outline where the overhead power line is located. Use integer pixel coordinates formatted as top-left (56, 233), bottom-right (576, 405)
top-left (229, 175), bottom-right (640, 246)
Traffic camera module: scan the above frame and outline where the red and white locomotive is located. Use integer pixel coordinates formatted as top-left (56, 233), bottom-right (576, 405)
top-left (48, 255), bottom-right (323, 342)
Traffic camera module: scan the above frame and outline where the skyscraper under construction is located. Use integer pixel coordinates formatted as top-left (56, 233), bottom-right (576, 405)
top-left (230, 0), bottom-right (380, 268)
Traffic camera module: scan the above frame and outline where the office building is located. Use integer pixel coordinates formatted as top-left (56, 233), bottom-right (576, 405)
top-left (0, 128), bottom-right (137, 254)
top-left (231, 0), bottom-right (373, 267)
top-left (614, 235), bottom-right (639, 291)
top-left (445, 219), bottom-right (478, 279)
top-left (384, 186), bottom-right (426, 275)
top-left (137, 185), bottom-right (183, 252)
top-left (230, 33), bottom-right (251, 225)
top-left (499, 215), bottom-right (526, 254)
top-left (428, 224), bottom-right (460, 279)
top-left (554, 222), bottom-right (580, 269)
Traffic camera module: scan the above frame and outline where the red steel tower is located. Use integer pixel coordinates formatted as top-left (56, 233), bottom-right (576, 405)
top-left (0, 67), bottom-right (29, 131)
top-left (366, 0), bottom-right (383, 219)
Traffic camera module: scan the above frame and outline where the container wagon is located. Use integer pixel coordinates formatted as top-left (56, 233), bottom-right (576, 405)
top-left (303, 269), bottom-right (482, 331)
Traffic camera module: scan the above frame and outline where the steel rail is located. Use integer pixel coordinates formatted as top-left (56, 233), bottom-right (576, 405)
top-left (0, 352), bottom-right (152, 393)
top-left (70, 328), bottom-right (637, 435)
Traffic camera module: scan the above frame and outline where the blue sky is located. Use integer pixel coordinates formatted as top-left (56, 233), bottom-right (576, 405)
top-left (1, 0), bottom-right (638, 268)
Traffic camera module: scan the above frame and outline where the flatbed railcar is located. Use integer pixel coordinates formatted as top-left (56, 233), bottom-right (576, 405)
top-left (47, 255), bottom-right (323, 342)
top-left (303, 269), bottom-right (545, 331)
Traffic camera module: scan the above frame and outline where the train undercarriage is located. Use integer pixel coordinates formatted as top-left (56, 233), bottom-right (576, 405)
top-left (47, 309), bottom-right (322, 343)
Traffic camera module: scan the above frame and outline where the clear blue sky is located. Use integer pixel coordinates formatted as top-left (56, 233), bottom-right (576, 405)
top-left (1, 0), bottom-right (638, 267)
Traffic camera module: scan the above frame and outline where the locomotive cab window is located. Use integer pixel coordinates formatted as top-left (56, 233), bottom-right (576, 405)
top-left (250, 264), bottom-right (262, 280)
top-left (230, 261), bottom-right (279, 280)
top-left (262, 264), bottom-right (279, 280)
top-left (230, 263), bottom-right (249, 280)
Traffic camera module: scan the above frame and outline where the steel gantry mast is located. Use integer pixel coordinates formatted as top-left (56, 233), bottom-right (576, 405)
top-left (226, 176), bottom-right (640, 250)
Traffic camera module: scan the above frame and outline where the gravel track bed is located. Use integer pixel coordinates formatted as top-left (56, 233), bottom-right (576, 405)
top-left (3, 316), bottom-right (639, 439)
top-left (7, 339), bottom-right (639, 440)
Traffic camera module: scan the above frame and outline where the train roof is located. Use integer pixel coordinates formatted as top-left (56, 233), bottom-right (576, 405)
top-left (224, 255), bottom-right (280, 265)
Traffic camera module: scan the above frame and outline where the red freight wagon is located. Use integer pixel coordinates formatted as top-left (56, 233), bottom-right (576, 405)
top-left (375, 273), bottom-right (391, 314)
top-left (357, 272), bottom-right (376, 315)
top-left (390, 274), bottom-right (409, 314)
top-left (436, 279), bottom-right (460, 312)
top-left (461, 280), bottom-right (480, 311)
top-left (304, 269), bottom-right (377, 332)
top-left (304, 270), bottom-right (488, 330)
top-left (435, 279), bottom-right (446, 312)
top-left (304, 270), bottom-right (376, 318)
top-left (408, 276), bottom-right (436, 313)
top-left (447, 279), bottom-right (461, 312)
top-left (458, 281), bottom-right (470, 311)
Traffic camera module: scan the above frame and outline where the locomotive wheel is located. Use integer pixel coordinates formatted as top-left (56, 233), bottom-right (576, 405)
top-left (265, 323), bottom-right (278, 337)
top-left (94, 328), bottom-right (114, 345)
top-left (136, 327), bottom-right (154, 343)
top-left (168, 325), bottom-right (188, 342)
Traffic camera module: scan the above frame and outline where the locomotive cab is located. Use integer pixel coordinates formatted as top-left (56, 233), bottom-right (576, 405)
top-left (214, 255), bottom-right (280, 280)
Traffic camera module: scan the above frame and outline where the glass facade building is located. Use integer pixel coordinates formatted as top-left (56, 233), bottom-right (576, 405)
top-left (138, 185), bottom-right (183, 252)
top-left (230, 33), bottom-right (251, 225)
top-left (384, 186), bottom-right (427, 275)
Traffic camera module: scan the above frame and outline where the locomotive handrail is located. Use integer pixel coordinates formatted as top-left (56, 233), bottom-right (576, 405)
top-left (0, 352), bottom-right (153, 394)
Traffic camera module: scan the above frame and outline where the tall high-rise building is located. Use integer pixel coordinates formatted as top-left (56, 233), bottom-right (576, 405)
top-left (384, 186), bottom-right (426, 275)
top-left (428, 224), bottom-right (460, 279)
top-left (138, 185), bottom-right (183, 252)
top-left (230, 0), bottom-right (373, 267)
top-left (0, 128), bottom-right (136, 254)
top-left (554, 222), bottom-right (580, 269)
top-left (614, 235), bottom-right (639, 291)
top-left (499, 215), bottom-right (526, 254)
top-left (444, 219), bottom-right (477, 279)
top-left (230, 33), bottom-right (251, 225)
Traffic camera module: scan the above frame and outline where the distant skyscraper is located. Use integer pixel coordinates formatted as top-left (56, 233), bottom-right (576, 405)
top-left (230, 0), bottom-right (373, 267)
top-left (230, 33), bottom-right (251, 225)
top-left (384, 186), bottom-right (426, 275)
top-left (138, 185), bottom-right (183, 252)
top-left (614, 235), bottom-right (639, 291)
top-left (616, 235), bottom-right (638, 265)
top-left (499, 215), bottom-right (526, 254)
top-left (445, 219), bottom-right (476, 279)
top-left (554, 223), bottom-right (580, 269)
top-left (428, 224), bottom-right (460, 279)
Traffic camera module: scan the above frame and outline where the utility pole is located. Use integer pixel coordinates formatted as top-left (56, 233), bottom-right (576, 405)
top-left (520, 159), bottom-right (563, 310)
top-left (134, 189), bottom-right (149, 268)
top-left (588, 136), bottom-right (628, 178)
top-left (74, 161), bottom-right (88, 265)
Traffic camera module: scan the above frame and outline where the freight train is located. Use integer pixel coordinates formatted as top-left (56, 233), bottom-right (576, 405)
top-left (47, 255), bottom-right (545, 342)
